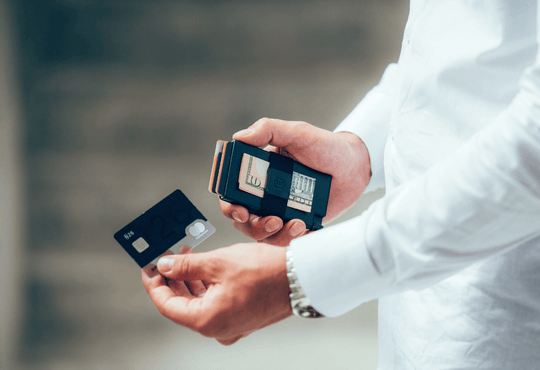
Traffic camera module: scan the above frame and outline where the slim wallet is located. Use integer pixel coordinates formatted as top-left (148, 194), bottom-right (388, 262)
top-left (209, 140), bottom-right (332, 231)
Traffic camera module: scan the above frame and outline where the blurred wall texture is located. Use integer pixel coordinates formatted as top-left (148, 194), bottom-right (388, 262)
top-left (0, 0), bottom-right (24, 369)
top-left (2, 1), bottom-right (408, 369)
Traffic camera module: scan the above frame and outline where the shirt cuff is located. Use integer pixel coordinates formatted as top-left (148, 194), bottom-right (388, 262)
top-left (289, 210), bottom-right (387, 317)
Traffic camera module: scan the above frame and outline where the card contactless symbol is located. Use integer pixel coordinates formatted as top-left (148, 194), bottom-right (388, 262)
top-left (114, 189), bottom-right (215, 268)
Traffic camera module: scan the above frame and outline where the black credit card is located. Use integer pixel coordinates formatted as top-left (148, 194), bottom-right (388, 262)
top-left (114, 189), bottom-right (215, 268)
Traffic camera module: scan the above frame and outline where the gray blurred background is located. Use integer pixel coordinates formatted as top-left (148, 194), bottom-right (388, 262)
top-left (0, 1), bottom-right (408, 369)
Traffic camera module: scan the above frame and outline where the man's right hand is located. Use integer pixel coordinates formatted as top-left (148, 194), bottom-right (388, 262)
top-left (219, 118), bottom-right (371, 246)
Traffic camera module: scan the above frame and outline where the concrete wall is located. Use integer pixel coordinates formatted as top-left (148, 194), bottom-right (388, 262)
top-left (0, 0), bottom-right (24, 368)
top-left (13, 1), bottom-right (408, 369)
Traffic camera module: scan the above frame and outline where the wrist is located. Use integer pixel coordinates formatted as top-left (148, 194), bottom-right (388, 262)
top-left (285, 246), bottom-right (324, 318)
top-left (336, 131), bottom-right (372, 184)
top-left (255, 244), bottom-right (295, 320)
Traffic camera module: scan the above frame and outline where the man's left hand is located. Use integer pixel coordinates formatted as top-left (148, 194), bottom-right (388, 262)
top-left (141, 243), bottom-right (292, 345)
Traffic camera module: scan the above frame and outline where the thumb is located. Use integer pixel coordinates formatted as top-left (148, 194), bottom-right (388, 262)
top-left (233, 118), bottom-right (336, 174)
top-left (233, 118), bottom-right (310, 149)
top-left (157, 252), bottom-right (215, 281)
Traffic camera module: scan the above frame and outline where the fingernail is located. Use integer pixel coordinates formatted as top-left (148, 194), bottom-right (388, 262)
top-left (233, 128), bottom-right (252, 138)
top-left (157, 257), bottom-right (175, 272)
top-left (265, 219), bottom-right (281, 233)
top-left (289, 222), bottom-right (305, 237)
top-left (232, 211), bottom-right (244, 223)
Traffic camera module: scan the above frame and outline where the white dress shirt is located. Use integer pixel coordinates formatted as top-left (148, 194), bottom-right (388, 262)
top-left (290, 1), bottom-right (540, 368)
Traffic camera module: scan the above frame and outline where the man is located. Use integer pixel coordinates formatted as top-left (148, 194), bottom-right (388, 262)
top-left (143, 1), bottom-right (540, 368)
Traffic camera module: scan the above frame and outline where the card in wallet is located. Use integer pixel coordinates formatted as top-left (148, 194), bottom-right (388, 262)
top-left (114, 189), bottom-right (215, 268)
top-left (209, 140), bottom-right (332, 231)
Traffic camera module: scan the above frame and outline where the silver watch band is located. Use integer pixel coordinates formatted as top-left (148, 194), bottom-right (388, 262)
top-left (286, 246), bottom-right (324, 318)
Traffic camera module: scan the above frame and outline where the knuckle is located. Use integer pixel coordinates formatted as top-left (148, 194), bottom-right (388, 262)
top-left (194, 317), bottom-right (210, 335)
top-left (294, 120), bottom-right (307, 128)
top-left (237, 224), bottom-right (257, 240)
top-left (218, 337), bottom-right (238, 346)
top-left (256, 232), bottom-right (270, 242)
top-left (274, 237), bottom-right (291, 247)
top-left (157, 304), bottom-right (169, 319)
top-left (254, 117), bottom-right (272, 129)
top-left (293, 120), bottom-right (311, 134)
top-left (176, 255), bottom-right (191, 276)
top-left (250, 228), bottom-right (267, 241)
top-left (194, 314), bottom-right (221, 338)
top-left (203, 256), bottom-right (222, 279)
top-left (219, 202), bottom-right (231, 214)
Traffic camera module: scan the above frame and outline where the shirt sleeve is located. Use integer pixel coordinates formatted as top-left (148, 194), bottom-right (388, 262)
top-left (334, 63), bottom-right (397, 193)
top-left (290, 33), bottom-right (540, 318)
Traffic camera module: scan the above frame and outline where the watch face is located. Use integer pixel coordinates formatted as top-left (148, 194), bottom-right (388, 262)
top-left (295, 305), bottom-right (325, 318)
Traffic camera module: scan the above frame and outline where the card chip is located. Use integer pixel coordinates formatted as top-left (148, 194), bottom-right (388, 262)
top-left (132, 237), bottom-right (150, 253)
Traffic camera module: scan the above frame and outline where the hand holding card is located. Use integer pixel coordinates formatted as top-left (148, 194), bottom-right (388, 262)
top-left (142, 242), bottom-right (292, 345)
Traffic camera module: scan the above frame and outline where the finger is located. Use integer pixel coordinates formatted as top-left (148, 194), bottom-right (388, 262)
top-left (235, 119), bottom-right (339, 175)
top-left (233, 118), bottom-right (305, 149)
top-left (147, 282), bottom-right (204, 328)
top-left (185, 278), bottom-right (207, 297)
top-left (143, 263), bottom-right (189, 303)
top-left (216, 333), bottom-right (249, 346)
top-left (143, 262), bottom-right (206, 326)
top-left (263, 145), bottom-right (280, 154)
top-left (142, 263), bottom-right (157, 276)
top-left (179, 246), bottom-right (207, 297)
top-left (156, 250), bottom-right (194, 296)
top-left (259, 219), bottom-right (307, 247)
top-left (142, 263), bottom-right (160, 283)
top-left (219, 199), bottom-right (250, 223)
top-left (166, 278), bottom-right (192, 296)
top-left (142, 248), bottom-right (174, 286)
top-left (157, 250), bottom-right (217, 282)
top-left (233, 214), bottom-right (283, 241)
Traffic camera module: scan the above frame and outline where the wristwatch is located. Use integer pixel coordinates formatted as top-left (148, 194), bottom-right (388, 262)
top-left (286, 246), bottom-right (324, 318)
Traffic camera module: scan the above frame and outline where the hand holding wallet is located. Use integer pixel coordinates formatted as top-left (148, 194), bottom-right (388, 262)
top-left (209, 140), bottom-right (332, 231)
